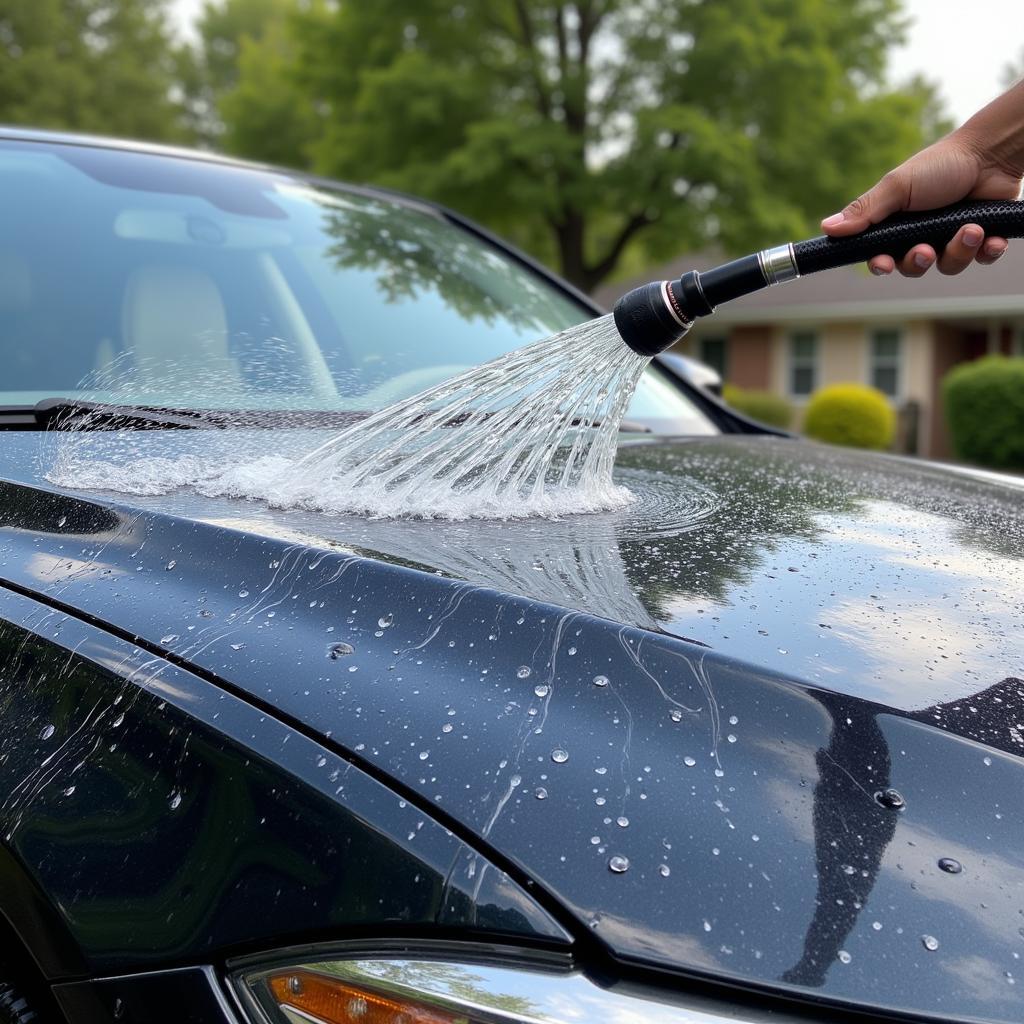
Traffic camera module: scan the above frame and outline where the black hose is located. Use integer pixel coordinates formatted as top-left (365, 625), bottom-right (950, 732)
top-left (793, 199), bottom-right (1024, 275)
top-left (613, 199), bottom-right (1024, 356)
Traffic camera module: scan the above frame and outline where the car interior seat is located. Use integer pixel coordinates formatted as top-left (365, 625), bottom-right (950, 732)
top-left (118, 263), bottom-right (241, 401)
top-left (0, 250), bottom-right (39, 391)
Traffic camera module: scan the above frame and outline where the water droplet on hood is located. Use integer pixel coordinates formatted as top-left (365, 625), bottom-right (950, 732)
top-left (535, 787), bottom-right (548, 800)
top-left (534, 684), bottom-right (550, 698)
top-left (938, 857), bottom-right (963, 874)
top-left (658, 864), bottom-right (671, 877)
top-left (922, 934), bottom-right (939, 951)
top-left (378, 614), bottom-right (393, 628)
top-left (592, 675), bottom-right (608, 687)
top-left (39, 724), bottom-right (55, 741)
top-left (608, 855), bottom-right (629, 873)
top-left (669, 709), bottom-right (683, 722)
top-left (874, 788), bottom-right (905, 810)
top-left (551, 748), bottom-right (569, 764)
top-left (169, 792), bottom-right (182, 810)
top-left (838, 950), bottom-right (852, 964)
top-left (517, 666), bottom-right (531, 679)
top-left (328, 642), bottom-right (355, 659)
top-left (684, 756), bottom-right (696, 767)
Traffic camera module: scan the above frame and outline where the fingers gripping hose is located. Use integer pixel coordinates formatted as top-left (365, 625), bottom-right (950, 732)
top-left (613, 199), bottom-right (1024, 356)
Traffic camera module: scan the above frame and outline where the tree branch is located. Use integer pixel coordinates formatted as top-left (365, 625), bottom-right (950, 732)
top-left (584, 209), bottom-right (653, 288)
top-left (512, 0), bottom-right (552, 120)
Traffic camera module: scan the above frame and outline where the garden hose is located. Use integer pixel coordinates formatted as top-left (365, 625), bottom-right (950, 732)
top-left (613, 199), bottom-right (1024, 356)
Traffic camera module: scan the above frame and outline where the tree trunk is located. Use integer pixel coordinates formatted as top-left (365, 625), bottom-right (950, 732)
top-left (554, 211), bottom-right (588, 291)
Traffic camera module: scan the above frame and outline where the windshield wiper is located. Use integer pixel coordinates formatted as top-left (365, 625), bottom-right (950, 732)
top-left (0, 400), bottom-right (653, 433)
top-left (0, 400), bottom-right (374, 431)
top-left (27, 398), bottom-right (217, 431)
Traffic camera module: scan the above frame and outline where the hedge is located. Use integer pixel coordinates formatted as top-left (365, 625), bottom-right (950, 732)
top-left (803, 383), bottom-right (895, 450)
top-left (943, 355), bottom-right (1024, 470)
top-left (722, 385), bottom-right (793, 429)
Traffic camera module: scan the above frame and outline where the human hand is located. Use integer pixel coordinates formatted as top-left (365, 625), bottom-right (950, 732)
top-left (820, 132), bottom-right (1022, 277)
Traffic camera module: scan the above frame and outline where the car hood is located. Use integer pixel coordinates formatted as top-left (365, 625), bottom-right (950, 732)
top-left (1, 431), bottom-right (1023, 1022)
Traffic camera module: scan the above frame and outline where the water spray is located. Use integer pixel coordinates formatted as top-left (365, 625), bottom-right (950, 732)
top-left (613, 200), bottom-right (1024, 355)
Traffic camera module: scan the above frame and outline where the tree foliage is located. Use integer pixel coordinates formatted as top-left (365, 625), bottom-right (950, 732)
top-left (180, 0), bottom-right (316, 151)
top-left (0, 0), bottom-right (948, 292)
top-left (0, 0), bottom-right (187, 141)
top-left (247, 0), bottom-right (948, 290)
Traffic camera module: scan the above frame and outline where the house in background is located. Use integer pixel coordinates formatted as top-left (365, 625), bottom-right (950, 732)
top-left (595, 248), bottom-right (1024, 459)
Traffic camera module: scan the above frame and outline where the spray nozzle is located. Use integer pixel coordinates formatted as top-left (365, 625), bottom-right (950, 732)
top-left (612, 251), bottom-right (788, 357)
top-left (612, 279), bottom-right (694, 357)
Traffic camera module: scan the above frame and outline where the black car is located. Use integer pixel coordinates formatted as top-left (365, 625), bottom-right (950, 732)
top-left (1, 128), bottom-right (1023, 1024)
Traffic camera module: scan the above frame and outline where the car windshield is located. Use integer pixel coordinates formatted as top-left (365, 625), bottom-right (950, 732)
top-left (0, 138), bottom-right (714, 434)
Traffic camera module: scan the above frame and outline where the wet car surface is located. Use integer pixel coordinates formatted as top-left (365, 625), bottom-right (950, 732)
top-left (1, 130), bottom-right (1023, 1024)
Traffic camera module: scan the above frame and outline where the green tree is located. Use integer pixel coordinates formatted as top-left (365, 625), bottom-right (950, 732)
top-left (235, 0), bottom-right (946, 291)
top-left (181, 0), bottom-right (315, 150)
top-left (0, 0), bottom-right (187, 141)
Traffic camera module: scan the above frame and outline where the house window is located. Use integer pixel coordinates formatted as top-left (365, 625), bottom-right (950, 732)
top-left (788, 331), bottom-right (818, 397)
top-left (698, 337), bottom-right (727, 379)
top-left (870, 328), bottom-right (902, 398)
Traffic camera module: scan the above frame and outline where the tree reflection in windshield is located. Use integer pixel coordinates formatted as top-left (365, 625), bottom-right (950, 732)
top-left (317, 190), bottom-right (581, 332)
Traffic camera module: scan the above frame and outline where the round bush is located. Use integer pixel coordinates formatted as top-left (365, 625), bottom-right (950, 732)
top-left (722, 385), bottom-right (793, 429)
top-left (803, 383), bottom-right (895, 450)
top-left (943, 355), bottom-right (1024, 470)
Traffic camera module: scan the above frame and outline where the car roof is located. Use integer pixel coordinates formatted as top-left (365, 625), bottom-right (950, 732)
top-left (0, 124), bottom-right (290, 175)
top-left (0, 124), bottom-right (448, 216)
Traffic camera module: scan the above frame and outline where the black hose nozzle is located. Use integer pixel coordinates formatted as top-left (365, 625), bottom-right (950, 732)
top-left (613, 256), bottom-right (767, 356)
top-left (612, 199), bottom-right (1024, 357)
top-left (612, 279), bottom-right (694, 357)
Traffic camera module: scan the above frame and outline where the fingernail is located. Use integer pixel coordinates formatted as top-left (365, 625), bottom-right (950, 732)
top-left (821, 213), bottom-right (845, 228)
top-left (963, 226), bottom-right (983, 247)
top-left (913, 252), bottom-right (932, 269)
top-left (870, 265), bottom-right (887, 276)
top-left (986, 243), bottom-right (1007, 258)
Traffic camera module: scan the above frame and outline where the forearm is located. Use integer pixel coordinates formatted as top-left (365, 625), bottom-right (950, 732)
top-left (957, 79), bottom-right (1024, 180)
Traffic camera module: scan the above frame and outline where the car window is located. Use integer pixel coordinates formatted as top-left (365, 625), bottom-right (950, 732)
top-left (0, 140), bottom-right (714, 434)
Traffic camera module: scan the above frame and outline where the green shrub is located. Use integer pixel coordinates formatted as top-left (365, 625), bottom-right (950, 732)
top-left (803, 383), bottom-right (895, 450)
top-left (722, 385), bottom-right (793, 429)
top-left (943, 356), bottom-right (1024, 470)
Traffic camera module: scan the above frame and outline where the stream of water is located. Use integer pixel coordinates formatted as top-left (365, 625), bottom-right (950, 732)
top-left (50, 315), bottom-right (649, 520)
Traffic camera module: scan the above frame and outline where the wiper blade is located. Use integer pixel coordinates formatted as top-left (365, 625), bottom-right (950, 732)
top-left (618, 418), bottom-right (653, 434)
top-left (30, 398), bottom-right (214, 431)
top-left (2, 401), bottom-right (372, 431)
top-left (0, 400), bottom-right (653, 434)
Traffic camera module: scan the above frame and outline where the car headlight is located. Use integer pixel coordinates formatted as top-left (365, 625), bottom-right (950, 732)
top-left (231, 949), bottom-right (797, 1024)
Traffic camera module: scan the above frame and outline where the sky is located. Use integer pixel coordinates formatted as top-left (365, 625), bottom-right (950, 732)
top-left (170, 0), bottom-right (1021, 126)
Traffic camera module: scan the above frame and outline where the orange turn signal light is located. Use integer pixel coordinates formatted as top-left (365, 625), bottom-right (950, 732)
top-left (267, 969), bottom-right (464, 1024)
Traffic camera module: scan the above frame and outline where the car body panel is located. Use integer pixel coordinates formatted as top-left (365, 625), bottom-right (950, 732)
top-left (1, 434), bottom-right (1023, 1022)
top-left (0, 585), bottom-right (569, 982)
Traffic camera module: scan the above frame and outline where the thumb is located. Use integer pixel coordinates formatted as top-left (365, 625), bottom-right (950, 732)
top-left (821, 171), bottom-right (909, 236)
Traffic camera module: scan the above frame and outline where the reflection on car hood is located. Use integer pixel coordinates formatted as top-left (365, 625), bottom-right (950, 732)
top-left (11, 430), bottom-right (1021, 712)
top-left (1, 432), bottom-right (1023, 1023)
